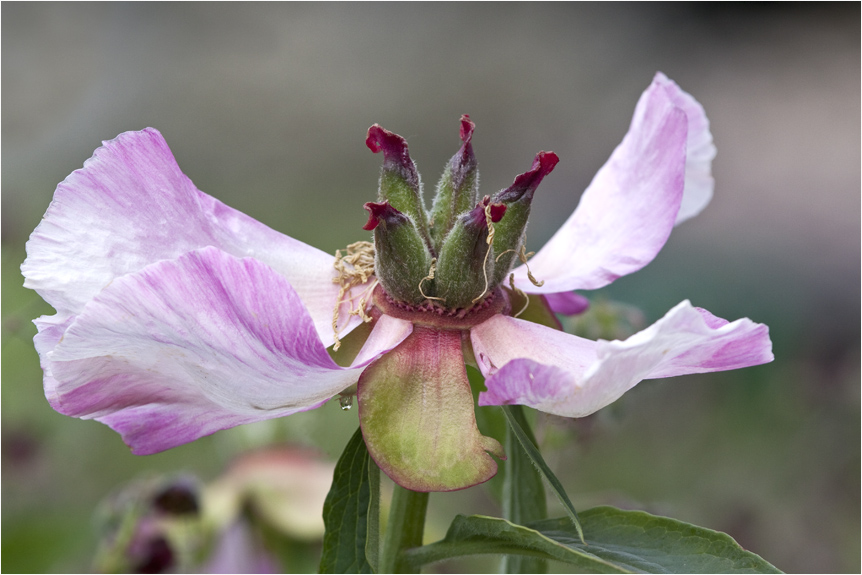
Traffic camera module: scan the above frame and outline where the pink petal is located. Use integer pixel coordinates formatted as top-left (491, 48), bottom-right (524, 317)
top-left (654, 73), bottom-right (717, 225)
top-left (42, 247), bottom-right (410, 455)
top-left (511, 74), bottom-right (689, 293)
top-left (543, 291), bottom-right (590, 315)
top-left (471, 315), bottom-right (598, 415)
top-left (21, 128), bottom-right (360, 347)
top-left (645, 304), bottom-right (772, 378)
top-left (472, 301), bottom-right (772, 418)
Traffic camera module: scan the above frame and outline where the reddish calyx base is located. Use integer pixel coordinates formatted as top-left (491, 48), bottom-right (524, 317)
top-left (371, 285), bottom-right (510, 330)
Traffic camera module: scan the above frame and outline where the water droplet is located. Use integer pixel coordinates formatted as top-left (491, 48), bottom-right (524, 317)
top-left (339, 395), bottom-right (353, 411)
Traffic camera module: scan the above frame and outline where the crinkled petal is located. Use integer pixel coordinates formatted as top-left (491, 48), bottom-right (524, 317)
top-left (472, 301), bottom-right (772, 418)
top-left (42, 247), bottom-right (410, 454)
top-left (21, 128), bottom-right (360, 346)
top-left (512, 74), bottom-right (689, 293)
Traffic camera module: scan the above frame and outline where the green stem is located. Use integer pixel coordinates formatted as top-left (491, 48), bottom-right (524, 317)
top-left (380, 484), bottom-right (429, 573)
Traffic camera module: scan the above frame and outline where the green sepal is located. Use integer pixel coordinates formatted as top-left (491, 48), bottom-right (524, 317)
top-left (328, 318), bottom-right (374, 367)
top-left (504, 289), bottom-right (563, 331)
top-left (319, 427), bottom-right (380, 574)
top-left (429, 115), bottom-right (479, 249)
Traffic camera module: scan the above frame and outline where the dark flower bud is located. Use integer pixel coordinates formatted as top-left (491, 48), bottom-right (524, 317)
top-left (364, 201), bottom-right (433, 305)
top-left (152, 480), bottom-right (199, 516)
top-left (429, 115), bottom-right (480, 249)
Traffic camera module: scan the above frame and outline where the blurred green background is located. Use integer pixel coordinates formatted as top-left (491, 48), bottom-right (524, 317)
top-left (2, 3), bottom-right (859, 573)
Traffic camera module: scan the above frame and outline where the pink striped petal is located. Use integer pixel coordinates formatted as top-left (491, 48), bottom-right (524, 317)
top-left (42, 247), bottom-right (410, 454)
top-left (472, 300), bottom-right (772, 418)
top-left (22, 128), bottom-right (361, 347)
top-left (512, 73), bottom-right (689, 294)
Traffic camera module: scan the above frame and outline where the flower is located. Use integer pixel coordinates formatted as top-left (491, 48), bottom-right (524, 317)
top-left (23, 72), bottom-right (772, 493)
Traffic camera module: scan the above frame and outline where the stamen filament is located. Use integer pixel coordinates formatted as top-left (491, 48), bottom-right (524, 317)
top-left (509, 273), bottom-right (530, 318)
top-left (419, 258), bottom-right (445, 302)
top-left (472, 202), bottom-right (496, 304)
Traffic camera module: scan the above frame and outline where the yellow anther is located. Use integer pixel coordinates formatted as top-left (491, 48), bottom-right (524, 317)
top-left (332, 241), bottom-right (376, 351)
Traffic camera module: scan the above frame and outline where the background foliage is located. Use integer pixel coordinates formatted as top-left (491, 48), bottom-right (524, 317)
top-left (2, 4), bottom-right (858, 573)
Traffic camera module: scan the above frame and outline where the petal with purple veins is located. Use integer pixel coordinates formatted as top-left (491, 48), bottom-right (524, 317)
top-left (472, 301), bottom-right (772, 418)
top-left (42, 246), bottom-right (411, 455)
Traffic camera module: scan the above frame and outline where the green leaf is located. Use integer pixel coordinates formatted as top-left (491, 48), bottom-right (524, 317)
top-left (502, 405), bottom-right (547, 574)
top-left (319, 427), bottom-right (379, 574)
top-left (402, 508), bottom-right (783, 574)
top-left (501, 404), bottom-right (584, 543)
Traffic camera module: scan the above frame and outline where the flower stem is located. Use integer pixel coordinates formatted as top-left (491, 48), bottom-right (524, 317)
top-left (380, 484), bottom-right (429, 573)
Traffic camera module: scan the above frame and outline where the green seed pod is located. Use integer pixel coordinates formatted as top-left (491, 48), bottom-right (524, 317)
top-left (366, 125), bottom-right (432, 250)
top-left (429, 115), bottom-right (479, 250)
top-left (435, 197), bottom-right (506, 309)
top-left (363, 201), bottom-right (433, 305)
top-left (490, 151), bottom-right (559, 286)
